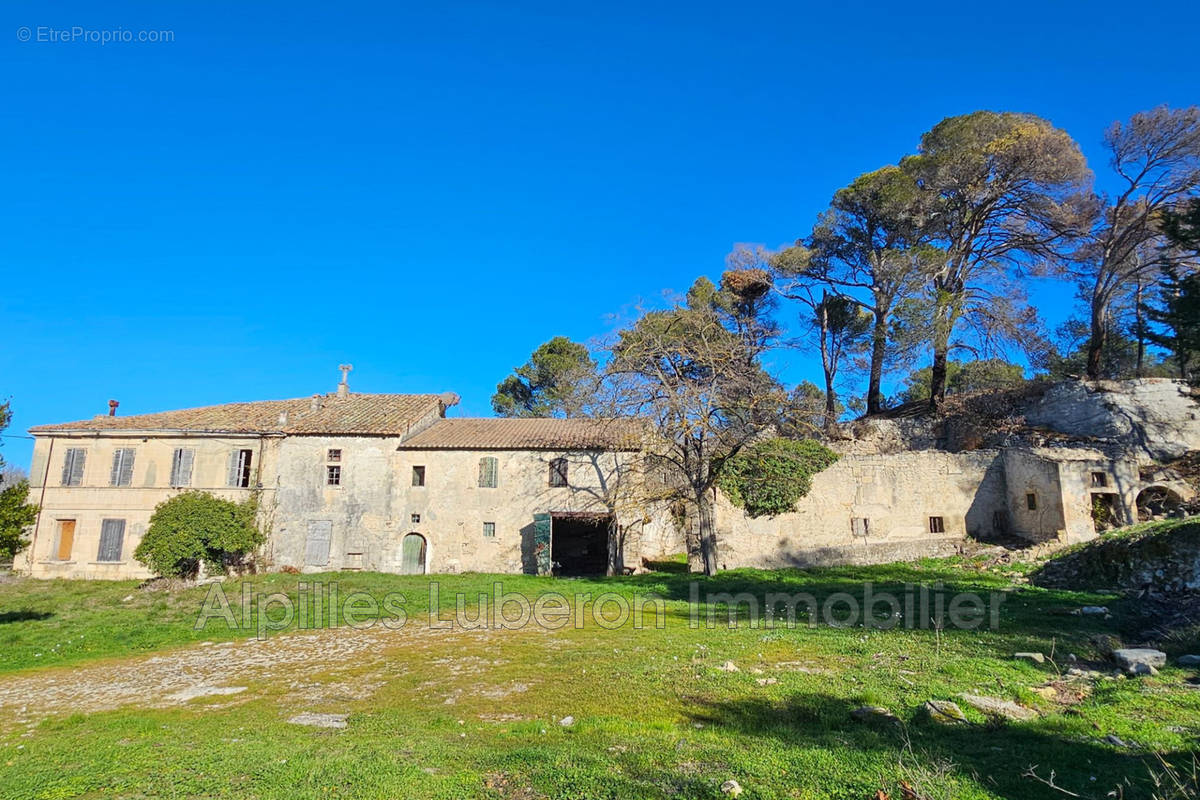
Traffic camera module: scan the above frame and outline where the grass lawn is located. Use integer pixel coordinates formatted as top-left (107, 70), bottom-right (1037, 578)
top-left (0, 558), bottom-right (1197, 800)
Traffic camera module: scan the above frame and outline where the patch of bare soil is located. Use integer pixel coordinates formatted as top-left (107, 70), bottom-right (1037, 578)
top-left (0, 623), bottom-right (525, 727)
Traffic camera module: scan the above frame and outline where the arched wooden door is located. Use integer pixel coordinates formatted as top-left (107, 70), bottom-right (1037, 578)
top-left (400, 533), bottom-right (427, 575)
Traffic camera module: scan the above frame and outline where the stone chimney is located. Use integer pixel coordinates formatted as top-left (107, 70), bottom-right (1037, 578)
top-left (311, 394), bottom-right (323, 411)
top-left (337, 364), bottom-right (353, 398)
top-left (108, 399), bottom-right (119, 417)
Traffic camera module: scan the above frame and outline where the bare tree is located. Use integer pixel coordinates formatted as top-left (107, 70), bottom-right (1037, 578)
top-left (1064, 106), bottom-right (1200, 378)
top-left (599, 275), bottom-right (784, 575)
top-left (902, 112), bottom-right (1093, 406)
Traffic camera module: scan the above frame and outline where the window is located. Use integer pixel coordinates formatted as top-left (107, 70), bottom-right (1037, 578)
top-left (228, 449), bottom-right (253, 488)
top-left (1091, 471), bottom-right (1108, 488)
top-left (549, 457), bottom-right (568, 487)
top-left (61, 448), bottom-right (86, 486)
top-left (327, 449), bottom-right (341, 462)
top-left (929, 516), bottom-right (945, 533)
top-left (1026, 492), bottom-right (1038, 511)
top-left (478, 457), bottom-right (498, 488)
top-left (850, 517), bottom-right (870, 537)
top-left (169, 448), bottom-right (195, 487)
top-left (110, 448), bottom-right (136, 487)
top-left (97, 519), bottom-right (126, 562)
top-left (326, 465), bottom-right (342, 486)
top-left (412, 466), bottom-right (426, 487)
top-left (483, 521), bottom-right (496, 538)
top-left (411, 513), bottom-right (421, 524)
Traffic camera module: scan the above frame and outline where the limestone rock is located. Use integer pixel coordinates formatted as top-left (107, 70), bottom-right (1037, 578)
top-left (755, 678), bottom-right (778, 686)
top-left (718, 661), bottom-right (740, 673)
top-left (850, 706), bottom-right (898, 724)
top-left (1113, 648), bottom-right (1167, 673)
top-left (1014, 652), bottom-right (1045, 664)
top-left (287, 712), bottom-right (348, 729)
top-left (1079, 606), bottom-right (1109, 616)
top-left (1177, 654), bottom-right (1200, 667)
top-left (720, 779), bottom-right (743, 797)
top-left (958, 693), bottom-right (1038, 721)
top-left (1129, 662), bottom-right (1159, 677)
top-left (559, 716), bottom-right (575, 727)
top-left (923, 700), bottom-right (967, 724)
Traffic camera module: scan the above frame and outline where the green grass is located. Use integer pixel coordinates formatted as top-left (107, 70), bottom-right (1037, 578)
top-left (0, 560), bottom-right (1197, 799)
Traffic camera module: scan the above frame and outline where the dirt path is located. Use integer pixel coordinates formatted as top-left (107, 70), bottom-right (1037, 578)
top-left (0, 623), bottom-right (522, 725)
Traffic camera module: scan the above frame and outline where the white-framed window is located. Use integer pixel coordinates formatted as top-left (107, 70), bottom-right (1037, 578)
top-left (228, 449), bottom-right (253, 488)
top-left (483, 521), bottom-right (496, 538)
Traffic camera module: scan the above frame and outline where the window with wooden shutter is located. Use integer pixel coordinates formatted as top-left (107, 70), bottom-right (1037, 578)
top-left (411, 465), bottom-right (426, 487)
top-left (61, 448), bottom-right (87, 486)
top-left (97, 519), bottom-right (126, 562)
top-left (478, 457), bottom-right (498, 488)
top-left (170, 448), bottom-right (195, 487)
top-left (549, 457), bottom-right (568, 487)
top-left (305, 521), bottom-right (332, 566)
top-left (228, 449), bottom-right (253, 487)
top-left (850, 517), bottom-right (870, 537)
top-left (110, 449), bottom-right (136, 486)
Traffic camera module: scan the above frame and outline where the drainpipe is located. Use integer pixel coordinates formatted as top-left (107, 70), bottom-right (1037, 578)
top-left (26, 437), bottom-right (55, 572)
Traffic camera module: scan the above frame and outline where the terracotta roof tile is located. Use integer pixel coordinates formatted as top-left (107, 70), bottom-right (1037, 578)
top-left (398, 418), bottom-right (645, 451)
top-left (30, 394), bottom-right (448, 436)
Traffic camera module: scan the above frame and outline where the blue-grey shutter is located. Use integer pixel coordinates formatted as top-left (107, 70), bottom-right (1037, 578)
top-left (305, 521), bottom-right (332, 566)
top-left (110, 449), bottom-right (135, 486)
top-left (62, 448), bottom-right (86, 486)
top-left (120, 449), bottom-right (135, 486)
top-left (171, 448), bottom-right (194, 487)
top-left (97, 519), bottom-right (126, 562)
top-left (532, 513), bottom-right (552, 575)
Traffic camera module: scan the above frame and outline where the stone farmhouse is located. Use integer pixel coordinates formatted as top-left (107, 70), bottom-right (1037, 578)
top-left (17, 372), bottom-right (1200, 580)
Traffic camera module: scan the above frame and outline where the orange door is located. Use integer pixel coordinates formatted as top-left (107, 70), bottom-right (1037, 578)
top-left (57, 520), bottom-right (76, 560)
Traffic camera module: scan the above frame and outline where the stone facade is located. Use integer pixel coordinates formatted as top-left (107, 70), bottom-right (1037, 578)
top-left (16, 378), bottom-right (1200, 580)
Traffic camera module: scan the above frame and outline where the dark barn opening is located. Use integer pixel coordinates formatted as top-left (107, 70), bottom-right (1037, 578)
top-left (551, 512), bottom-right (611, 576)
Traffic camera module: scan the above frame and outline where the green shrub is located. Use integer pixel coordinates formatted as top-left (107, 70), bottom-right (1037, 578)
top-left (134, 491), bottom-right (263, 578)
top-left (717, 438), bottom-right (839, 518)
top-left (0, 479), bottom-right (38, 561)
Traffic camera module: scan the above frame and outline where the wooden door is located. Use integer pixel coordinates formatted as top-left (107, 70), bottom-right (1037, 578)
top-left (400, 534), bottom-right (426, 575)
top-left (57, 520), bottom-right (76, 560)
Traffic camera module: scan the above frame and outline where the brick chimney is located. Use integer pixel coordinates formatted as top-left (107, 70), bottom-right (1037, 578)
top-left (108, 399), bottom-right (119, 416)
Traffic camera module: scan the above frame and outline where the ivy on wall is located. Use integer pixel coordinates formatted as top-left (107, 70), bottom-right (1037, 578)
top-left (717, 438), bottom-right (840, 518)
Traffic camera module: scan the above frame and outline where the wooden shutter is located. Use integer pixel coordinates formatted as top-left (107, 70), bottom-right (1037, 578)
top-left (478, 457), bottom-right (497, 488)
top-left (227, 450), bottom-right (241, 487)
top-left (171, 449), bottom-right (195, 487)
top-left (62, 448), bottom-right (86, 486)
top-left (110, 449), bottom-right (135, 486)
top-left (304, 521), bottom-right (332, 566)
top-left (533, 513), bottom-right (552, 575)
top-left (549, 458), bottom-right (568, 487)
top-left (97, 519), bottom-right (126, 562)
top-left (57, 520), bottom-right (76, 560)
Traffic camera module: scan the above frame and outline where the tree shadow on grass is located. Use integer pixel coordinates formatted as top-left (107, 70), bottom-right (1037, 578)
top-left (680, 691), bottom-right (1193, 800)
top-left (0, 610), bottom-right (52, 624)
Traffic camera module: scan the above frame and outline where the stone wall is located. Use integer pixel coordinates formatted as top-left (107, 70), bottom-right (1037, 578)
top-left (713, 450), bottom-right (1008, 569)
top-left (1032, 519), bottom-right (1200, 592)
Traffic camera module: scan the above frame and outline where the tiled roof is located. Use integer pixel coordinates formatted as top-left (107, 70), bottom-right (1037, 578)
top-left (398, 418), bottom-right (645, 451)
top-left (30, 394), bottom-right (450, 436)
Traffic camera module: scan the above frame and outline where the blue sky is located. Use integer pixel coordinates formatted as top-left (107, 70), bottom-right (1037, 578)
top-left (3, 1), bottom-right (1199, 470)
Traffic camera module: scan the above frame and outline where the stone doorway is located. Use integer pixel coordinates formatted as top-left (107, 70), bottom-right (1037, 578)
top-left (400, 533), bottom-right (427, 575)
top-left (550, 513), bottom-right (611, 576)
